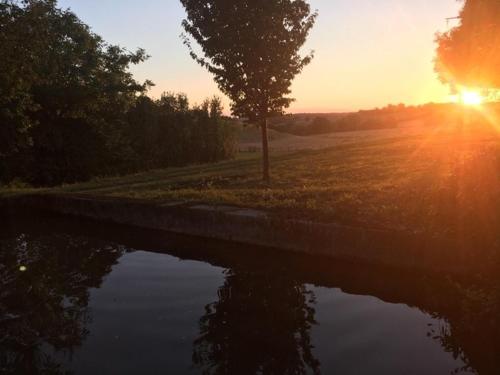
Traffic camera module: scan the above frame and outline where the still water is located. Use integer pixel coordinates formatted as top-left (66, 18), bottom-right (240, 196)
top-left (0, 215), bottom-right (495, 374)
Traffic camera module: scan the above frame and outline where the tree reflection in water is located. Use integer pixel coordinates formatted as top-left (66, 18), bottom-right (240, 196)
top-left (2, 215), bottom-right (500, 375)
top-left (427, 283), bottom-right (500, 375)
top-left (193, 268), bottom-right (321, 375)
top-left (0, 232), bottom-right (124, 374)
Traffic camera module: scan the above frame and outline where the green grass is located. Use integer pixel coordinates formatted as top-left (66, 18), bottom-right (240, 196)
top-left (238, 123), bottom-right (292, 143)
top-left (4, 125), bottom-right (500, 240)
top-left (0, 181), bottom-right (46, 198)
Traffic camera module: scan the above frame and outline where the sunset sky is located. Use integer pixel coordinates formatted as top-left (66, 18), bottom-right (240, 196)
top-left (58, 0), bottom-right (463, 113)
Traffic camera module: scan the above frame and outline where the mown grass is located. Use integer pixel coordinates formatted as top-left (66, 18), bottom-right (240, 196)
top-left (49, 124), bottom-right (499, 238)
top-left (4, 123), bottom-right (499, 240)
top-left (0, 182), bottom-right (46, 198)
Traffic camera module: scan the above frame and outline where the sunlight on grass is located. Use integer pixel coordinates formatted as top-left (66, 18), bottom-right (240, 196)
top-left (5, 114), bottom-right (499, 243)
top-left (47, 122), bottom-right (499, 241)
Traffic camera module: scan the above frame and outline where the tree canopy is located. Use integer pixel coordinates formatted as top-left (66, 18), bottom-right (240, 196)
top-left (0, 0), bottom-right (236, 186)
top-left (181, 0), bottom-right (317, 121)
top-left (181, 0), bottom-right (317, 181)
top-left (0, 0), bottom-right (149, 184)
top-left (435, 0), bottom-right (500, 94)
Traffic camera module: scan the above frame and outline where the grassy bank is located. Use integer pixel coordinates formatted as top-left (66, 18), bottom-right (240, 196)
top-left (3, 123), bottom-right (499, 241)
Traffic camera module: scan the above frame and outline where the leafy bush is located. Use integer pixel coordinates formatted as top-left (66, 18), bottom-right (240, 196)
top-left (0, 1), bottom-right (236, 186)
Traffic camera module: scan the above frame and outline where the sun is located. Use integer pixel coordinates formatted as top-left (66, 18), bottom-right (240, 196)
top-left (460, 90), bottom-right (483, 106)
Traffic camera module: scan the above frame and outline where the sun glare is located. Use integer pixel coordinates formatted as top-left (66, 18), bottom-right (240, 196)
top-left (460, 90), bottom-right (483, 106)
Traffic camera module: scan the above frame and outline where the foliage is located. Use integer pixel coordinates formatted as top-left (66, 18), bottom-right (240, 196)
top-left (181, 0), bottom-right (317, 121)
top-left (435, 0), bottom-right (500, 94)
top-left (126, 94), bottom-right (237, 170)
top-left (0, 0), bottom-right (148, 185)
top-left (180, 0), bottom-right (317, 181)
top-left (0, 0), bottom-right (237, 186)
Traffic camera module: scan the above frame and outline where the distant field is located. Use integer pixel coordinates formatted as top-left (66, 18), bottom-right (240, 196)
top-left (238, 102), bottom-right (457, 152)
top-left (21, 119), bottom-right (494, 245)
top-left (238, 124), bottom-right (293, 144)
top-left (239, 122), bottom-right (425, 152)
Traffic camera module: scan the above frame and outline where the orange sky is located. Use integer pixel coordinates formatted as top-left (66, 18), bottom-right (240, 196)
top-left (59, 0), bottom-right (463, 113)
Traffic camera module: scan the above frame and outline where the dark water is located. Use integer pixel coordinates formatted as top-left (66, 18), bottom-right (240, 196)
top-left (1, 215), bottom-right (498, 374)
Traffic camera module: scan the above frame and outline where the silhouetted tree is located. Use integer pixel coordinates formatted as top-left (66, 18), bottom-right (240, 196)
top-left (180, 0), bottom-right (317, 182)
top-left (0, 1), bottom-right (237, 186)
top-left (126, 93), bottom-right (237, 169)
top-left (435, 0), bottom-right (500, 95)
top-left (0, 0), bottom-right (150, 185)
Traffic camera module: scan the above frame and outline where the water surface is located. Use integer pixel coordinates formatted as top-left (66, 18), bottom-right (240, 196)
top-left (1, 215), bottom-right (494, 374)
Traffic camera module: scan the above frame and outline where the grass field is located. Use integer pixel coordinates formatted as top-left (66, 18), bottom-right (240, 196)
top-left (24, 121), bottom-right (491, 239)
top-left (3, 119), bottom-right (499, 242)
top-left (239, 122), bottom-right (424, 152)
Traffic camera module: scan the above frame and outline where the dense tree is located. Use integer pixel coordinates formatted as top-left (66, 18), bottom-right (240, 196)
top-left (435, 0), bottom-right (500, 95)
top-left (0, 0), bottom-right (237, 186)
top-left (181, 0), bottom-right (317, 182)
top-left (0, 0), bottom-right (150, 184)
top-left (126, 94), bottom-right (237, 170)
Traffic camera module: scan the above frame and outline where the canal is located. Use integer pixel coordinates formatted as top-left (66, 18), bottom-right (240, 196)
top-left (1, 214), bottom-right (497, 374)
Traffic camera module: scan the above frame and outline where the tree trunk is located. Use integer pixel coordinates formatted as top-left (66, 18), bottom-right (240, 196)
top-left (260, 118), bottom-right (270, 183)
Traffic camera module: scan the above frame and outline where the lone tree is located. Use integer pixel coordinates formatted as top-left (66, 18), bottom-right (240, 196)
top-left (180, 0), bottom-right (317, 182)
top-left (435, 0), bottom-right (500, 96)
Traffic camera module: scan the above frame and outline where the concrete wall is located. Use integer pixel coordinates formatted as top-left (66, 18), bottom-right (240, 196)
top-left (1, 194), bottom-right (494, 275)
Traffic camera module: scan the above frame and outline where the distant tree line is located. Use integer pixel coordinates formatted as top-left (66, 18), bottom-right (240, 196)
top-left (268, 102), bottom-right (496, 136)
top-left (273, 101), bottom-right (500, 137)
top-left (269, 108), bottom-right (405, 136)
top-left (0, 0), bottom-right (236, 186)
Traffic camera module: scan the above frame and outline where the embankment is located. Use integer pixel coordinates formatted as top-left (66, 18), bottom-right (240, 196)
top-left (1, 193), bottom-right (496, 275)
